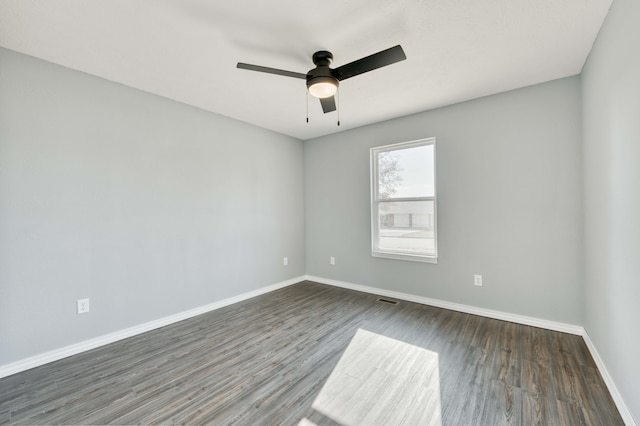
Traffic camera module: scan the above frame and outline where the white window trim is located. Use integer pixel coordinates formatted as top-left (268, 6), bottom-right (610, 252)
top-left (370, 137), bottom-right (437, 264)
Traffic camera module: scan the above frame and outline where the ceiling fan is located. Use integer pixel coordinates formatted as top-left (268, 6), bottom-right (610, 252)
top-left (237, 45), bottom-right (406, 114)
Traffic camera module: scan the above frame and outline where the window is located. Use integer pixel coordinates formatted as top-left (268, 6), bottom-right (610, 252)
top-left (370, 138), bottom-right (437, 263)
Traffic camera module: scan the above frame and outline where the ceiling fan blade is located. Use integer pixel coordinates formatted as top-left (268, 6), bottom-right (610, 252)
top-left (320, 96), bottom-right (336, 113)
top-left (236, 63), bottom-right (306, 79)
top-left (333, 45), bottom-right (406, 81)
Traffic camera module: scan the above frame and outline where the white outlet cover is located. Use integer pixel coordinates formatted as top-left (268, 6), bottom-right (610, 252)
top-left (283, 257), bottom-right (288, 266)
top-left (474, 275), bottom-right (483, 286)
top-left (77, 298), bottom-right (90, 314)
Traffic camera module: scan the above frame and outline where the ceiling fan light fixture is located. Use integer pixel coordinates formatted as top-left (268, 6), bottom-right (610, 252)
top-left (238, 45), bottom-right (406, 114)
top-left (307, 76), bottom-right (338, 98)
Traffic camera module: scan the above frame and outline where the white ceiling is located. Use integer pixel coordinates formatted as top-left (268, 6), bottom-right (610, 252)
top-left (0, 0), bottom-right (612, 140)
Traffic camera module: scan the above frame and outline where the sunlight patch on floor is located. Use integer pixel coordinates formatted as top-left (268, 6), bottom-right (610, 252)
top-left (303, 328), bottom-right (442, 425)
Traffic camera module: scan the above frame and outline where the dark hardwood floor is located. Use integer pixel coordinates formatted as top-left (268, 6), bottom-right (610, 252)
top-left (0, 281), bottom-right (623, 425)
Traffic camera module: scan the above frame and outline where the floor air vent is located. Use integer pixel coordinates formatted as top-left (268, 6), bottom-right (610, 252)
top-left (377, 298), bottom-right (398, 305)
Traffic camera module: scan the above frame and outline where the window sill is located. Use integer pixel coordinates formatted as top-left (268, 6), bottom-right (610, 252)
top-left (372, 251), bottom-right (438, 264)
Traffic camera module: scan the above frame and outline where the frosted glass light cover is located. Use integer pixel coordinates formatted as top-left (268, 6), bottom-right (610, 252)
top-left (308, 81), bottom-right (337, 98)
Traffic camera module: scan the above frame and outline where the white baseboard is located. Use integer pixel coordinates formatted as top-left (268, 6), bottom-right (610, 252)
top-left (0, 276), bottom-right (304, 380)
top-left (305, 275), bottom-right (584, 335)
top-left (581, 331), bottom-right (636, 426)
top-left (305, 275), bottom-right (635, 425)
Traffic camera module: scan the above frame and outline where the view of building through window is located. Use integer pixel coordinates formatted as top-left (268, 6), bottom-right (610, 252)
top-left (371, 139), bottom-right (437, 262)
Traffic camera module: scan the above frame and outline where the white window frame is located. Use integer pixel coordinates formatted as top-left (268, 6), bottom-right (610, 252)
top-left (370, 138), bottom-right (437, 263)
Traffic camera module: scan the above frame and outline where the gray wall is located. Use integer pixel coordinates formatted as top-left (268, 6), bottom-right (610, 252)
top-left (0, 47), bottom-right (305, 365)
top-left (305, 77), bottom-right (584, 325)
top-left (582, 0), bottom-right (640, 421)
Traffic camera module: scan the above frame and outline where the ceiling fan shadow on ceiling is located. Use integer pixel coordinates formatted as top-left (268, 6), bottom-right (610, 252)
top-left (237, 45), bottom-right (406, 122)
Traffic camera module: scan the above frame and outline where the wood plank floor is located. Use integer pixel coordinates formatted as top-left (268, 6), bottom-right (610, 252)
top-left (0, 281), bottom-right (623, 425)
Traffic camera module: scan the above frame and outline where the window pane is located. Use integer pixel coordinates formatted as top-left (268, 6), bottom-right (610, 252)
top-left (377, 144), bottom-right (434, 199)
top-left (377, 200), bottom-right (435, 255)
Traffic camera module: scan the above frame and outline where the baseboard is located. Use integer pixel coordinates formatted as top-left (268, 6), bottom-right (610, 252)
top-left (305, 275), bottom-right (584, 335)
top-left (581, 331), bottom-right (637, 426)
top-left (0, 276), bottom-right (304, 379)
top-left (305, 274), bottom-right (636, 425)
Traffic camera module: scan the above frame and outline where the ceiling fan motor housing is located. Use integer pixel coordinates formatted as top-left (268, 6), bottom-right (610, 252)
top-left (306, 51), bottom-right (339, 97)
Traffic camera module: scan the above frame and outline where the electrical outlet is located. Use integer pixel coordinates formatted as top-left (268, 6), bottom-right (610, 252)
top-left (330, 256), bottom-right (335, 265)
top-left (474, 275), bottom-right (483, 287)
top-left (77, 298), bottom-right (90, 314)
top-left (283, 257), bottom-right (288, 266)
